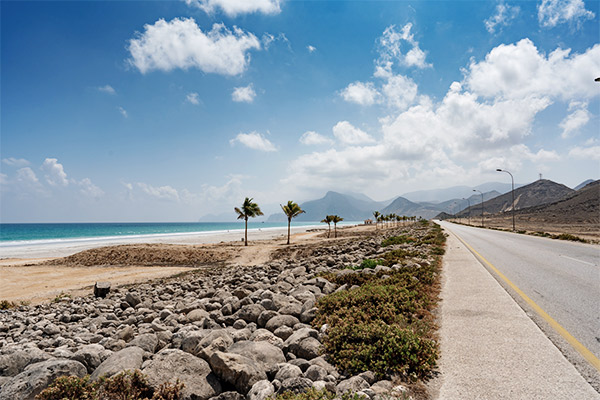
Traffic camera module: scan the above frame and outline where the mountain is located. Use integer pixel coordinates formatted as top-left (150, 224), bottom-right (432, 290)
top-left (519, 180), bottom-right (598, 224)
top-left (268, 191), bottom-right (380, 222)
top-left (456, 179), bottom-right (574, 217)
top-left (383, 191), bottom-right (501, 219)
top-left (574, 179), bottom-right (595, 191)
top-left (401, 182), bottom-right (518, 203)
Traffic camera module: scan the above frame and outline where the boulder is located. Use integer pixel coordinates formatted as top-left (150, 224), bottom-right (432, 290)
top-left (142, 349), bottom-right (221, 400)
top-left (247, 380), bottom-right (275, 400)
top-left (208, 351), bottom-right (267, 394)
top-left (265, 315), bottom-right (300, 332)
top-left (278, 377), bottom-right (313, 394)
top-left (336, 376), bottom-right (370, 394)
top-left (249, 329), bottom-right (284, 349)
top-left (125, 292), bottom-right (142, 308)
top-left (71, 344), bottom-right (111, 374)
top-left (227, 341), bottom-right (286, 370)
top-left (188, 309), bottom-right (210, 323)
top-left (274, 364), bottom-right (303, 381)
top-left (0, 359), bottom-right (86, 400)
top-left (0, 347), bottom-right (52, 377)
top-left (94, 282), bottom-right (111, 298)
top-left (304, 365), bottom-right (327, 381)
top-left (294, 338), bottom-right (321, 360)
top-left (211, 391), bottom-right (245, 400)
top-left (90, 346), bottom-right (145, 381)
top-left (127, 333), bottom-right (158, 353)
top-left (237, 304), bottom-right (265, 324)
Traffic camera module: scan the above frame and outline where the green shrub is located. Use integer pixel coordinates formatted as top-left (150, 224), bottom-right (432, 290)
top-left (273, 388), bottom-right (336, 400)
top-left (36, 370), bottom-right (183, 400)
top-left (381, 235), bottom-right (416, 247)
top-left (552, 233), bottom-right (587, 243)
top-left (0, 300), bottom-right (18, 310)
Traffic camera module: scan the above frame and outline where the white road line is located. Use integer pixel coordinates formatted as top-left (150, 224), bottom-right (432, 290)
top-left (559, 255), bottom-right (596, 266)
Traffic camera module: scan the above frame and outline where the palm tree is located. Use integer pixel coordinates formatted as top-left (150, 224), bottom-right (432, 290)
top-left (281, 201), bottom-right (305, 245)
top-left (332, 215), bottom-right (344, 238)
top-left (373, 211), bottom-right (380, 230)
top-left (234, 197), bottom-right (264, 246)
top-left (321, 215), bottom-right (333, 238)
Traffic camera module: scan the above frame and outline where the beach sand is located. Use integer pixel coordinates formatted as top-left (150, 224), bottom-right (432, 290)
top-left (0, 225), bottom-right (360, 305)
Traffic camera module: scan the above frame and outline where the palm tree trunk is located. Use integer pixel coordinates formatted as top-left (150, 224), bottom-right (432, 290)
top-left (287, 218), bottom-right (291, 245)
top-left (334, 223), bottom-right (337, 238)
top-left (328, 224), bottom-right (331, 238)
top-left (245, 218), bottom-right (248, 246)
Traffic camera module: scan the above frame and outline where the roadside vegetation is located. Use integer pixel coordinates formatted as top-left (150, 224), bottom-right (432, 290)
top-left (313, 221), bottom-right (446, 382)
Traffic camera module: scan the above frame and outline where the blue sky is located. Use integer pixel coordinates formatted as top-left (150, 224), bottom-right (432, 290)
top-left (1, 0), bottom-right (599, 222)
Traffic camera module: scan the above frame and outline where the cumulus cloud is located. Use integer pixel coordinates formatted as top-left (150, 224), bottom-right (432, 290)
top-left (307, 45), bottom-right (316, 53)
top-left (569, 145), bottom-right (600, 160)
top-left (186, 92), bottom-right (200, 105)
top-left (185, 0), bottom-right (281, 16)
top-left (560, 101), bottom-right (590, 138)
top-left (485, 2), bottom-right (520, 33)
top-left (376, 23), bottom-right (431, 70)
top-left (332, 121), bottom-right (375, 145)
top-left (127, 18), bottom-right (261, 76)
top-left (538, 0), bottom-right (595, 28)
top-left (2, 157), bottom-right (30, 167)
top-left (230, 132), bottom-right (277, 152)
top-left (97, 85), bottom-right (116, 95)
top-left (41, 158), bottom-right (69, 186)
top-left (340, 82), bottom-right (380, 106)
top-left (232, 85), bottom-right (256, 103)
top-left (78, 178), bottom-right (104, 198)
top-left (465, 39), bottom-right (600, 101)
top-left (137, 182), bottom-right (180, 201)
top-left (118, 106), bottom-right (128, 118)
top-left (299, 131), bottom-right (333, 146)
top-left (16, 167), bottom-right (40, 184)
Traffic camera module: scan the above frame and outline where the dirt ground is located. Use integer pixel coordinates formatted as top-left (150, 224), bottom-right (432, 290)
top-left (0, 226), bottom-right (368, 305)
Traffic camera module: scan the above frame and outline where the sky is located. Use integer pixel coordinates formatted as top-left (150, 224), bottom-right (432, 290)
top-left (1, 0), bottom-right (599, 222)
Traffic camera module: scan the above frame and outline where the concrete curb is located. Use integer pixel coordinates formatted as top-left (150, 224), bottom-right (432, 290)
top-left (431, 228), bottom-right (599, 399)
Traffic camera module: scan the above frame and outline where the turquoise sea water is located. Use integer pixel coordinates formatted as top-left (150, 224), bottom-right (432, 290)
top-left (0, 221), bottom-right (356, 246)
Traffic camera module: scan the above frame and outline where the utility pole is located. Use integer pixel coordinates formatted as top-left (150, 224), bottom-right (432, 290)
top-left (473, 189), bottom-right (484, 227)
top-left (497, 169), bottom-right (516, 231)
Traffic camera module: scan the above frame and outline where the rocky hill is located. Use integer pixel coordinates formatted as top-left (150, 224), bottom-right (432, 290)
top-left (456, 179), bottom-right (573, 217)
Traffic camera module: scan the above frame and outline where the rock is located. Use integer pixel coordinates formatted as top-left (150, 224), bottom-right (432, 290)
top-left (257, 311), bottom-right (278, 328)
top-left (294, 338), bottom-right (320, 360)
top-left (0, 347), bottom-right (53, 377)
top-left (125, 292), bottom-right (141, 308)
top-left (274, 364), bottom-right (303, 381)
top-left (227, 341), bottom-right (286, 370)
top-left (288, 358), bottom-right (311, 372)
top-left (265, 315), bottom-right (300, 332)
top-left (278, 377), bottom-right (313, 394)
top-left (311, 380), bottom-right (336, 393)
top-left (71, 344), bottom-right (110, 374)
top-left (208, 351), bottom-right (267, 394)
top-left (336, 376), bottom-right (370, 394)
top-left (211, 391), bottom-right (245, 400)
top-left (42, 323), bottom-right (60, 336)
top-left (116, 325), bottom-right (135, 342)
top-left (249, 329), bottom-right (284, 349)
top-left (273, 326), bottom-right (293, 341)
top-left (304, 365), bottom-right (327, 381)
top-left (188, 309), bottom-right (210, 323)
top-left (90, 346), bottom-right (145, 381)
top-left (142, 349), bottom-right (221, 400)
top-left (370, 380), bottom-right (393, 394)
top-left (247, 380), bottom-right (275, 400)
top-left (358, 371), bottom-right (376, 385)
top-left (0, 359), bottom-right (86, 400)
top-left (283, 328), bottom-right (319, 356)
top-left (94, 282), bottom-right (111, 298)
top-left (127, 333), bottom-right (158, 353)
top-left (237, 304), bottom-right (265, 324)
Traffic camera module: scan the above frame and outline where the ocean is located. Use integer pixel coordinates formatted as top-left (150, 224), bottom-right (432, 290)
top-left (0, 221), bottom-right (353, 246)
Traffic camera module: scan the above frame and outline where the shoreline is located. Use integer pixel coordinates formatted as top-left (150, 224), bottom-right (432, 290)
top-left (0, 224), bottom-right (337, 260)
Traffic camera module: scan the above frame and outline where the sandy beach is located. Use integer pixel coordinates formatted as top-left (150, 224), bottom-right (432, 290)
top-left (0, 225), bottom-right (357, 305)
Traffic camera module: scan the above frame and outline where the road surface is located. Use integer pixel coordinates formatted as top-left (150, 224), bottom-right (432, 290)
top-left (439, 221), bottom-right (600, 374)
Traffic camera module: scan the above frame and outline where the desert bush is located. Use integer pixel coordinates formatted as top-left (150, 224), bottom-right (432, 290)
top-left (0, 300), bottom-right (18, 310)
top-left (381, 235), bottom-right (416, 247)
top-left (552, 233), bottom-right (587, 243)
top-left (36, 370), bottom-right (183, 400)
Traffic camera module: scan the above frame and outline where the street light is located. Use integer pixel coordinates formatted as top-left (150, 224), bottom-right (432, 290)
top-left (463, 197), bottom-right (471, 226)
top-left (496, 168), bottom-right (515, 231)
top-left (473, 189), bottom-right (484, 227)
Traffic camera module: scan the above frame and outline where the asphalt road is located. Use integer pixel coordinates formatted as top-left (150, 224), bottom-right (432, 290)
top-left (438, 221), bottom-right (600, 366)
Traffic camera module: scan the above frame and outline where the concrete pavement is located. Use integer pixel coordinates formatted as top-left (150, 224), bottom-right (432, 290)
top-left (430, 228), bottom-right (599, 399)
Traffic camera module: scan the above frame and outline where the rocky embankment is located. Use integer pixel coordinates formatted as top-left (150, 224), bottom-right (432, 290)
top-left (0, 225), bottom-right (434, 400)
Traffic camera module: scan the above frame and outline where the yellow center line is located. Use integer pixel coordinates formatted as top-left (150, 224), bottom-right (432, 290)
top-left (452, 230), bottom-right (600, 372)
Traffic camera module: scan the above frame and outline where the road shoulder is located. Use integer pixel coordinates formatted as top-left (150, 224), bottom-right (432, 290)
top-left (430, 228), bottom-right (599, 399)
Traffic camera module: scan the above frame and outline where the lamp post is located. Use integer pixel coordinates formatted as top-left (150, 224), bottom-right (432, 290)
top-left (496, 168), bottom-right (515, 231)
top-left (473, 189), bottom-right (484, 227)
top-left (463, 197), bottom-right (471, 226)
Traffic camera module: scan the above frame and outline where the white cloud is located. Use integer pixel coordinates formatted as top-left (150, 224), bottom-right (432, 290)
top-left (0, 173), bottom-right (7, 185)
top-left (560, 101), bottom-right (590, 138)
top-left (299, 131), bottom-right (333, 146)
top-left (538, 0), bottom-right (595, 28)
top-left (465, 39), bottom-right (600, 101)
top-left (485, 3), bottom-right (520, 33)
top-left (41, 158), bottom-right (69, 186)
top-left (232, 85), bottom-right (256, 103)
top-left (127, 18), bottom-right (261, 76)
top-left (230, 132), bottom-right (277, 152)
top-left (2, 157), bottom-right (30, 167)
top-left (16, 167), bottom-right (40, 184)
top-left (97, 85), bottom-right (116, 95)
top-left (118, 106), bottom-right (128, 118)
top-left (380, 74), bottom-right (418, 110)
top-left (340, 82), bottom-right (380, 106)
top-left (377, 23), bottom-right (431, 71)
top-left (137, 182), bottom-right (180, 201)
top-left (185, 0), bottom-right (281, 16)
top-left (307, 45), bottom-right (316, 53)
top-left (78, 178), bottom-right (104, 198)
top-left (186, 92), bottom-right (200, 105)
top-left (569, 145), bottom-right (600, 160)
top-left (332, 121), bottom-right (375, 145)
